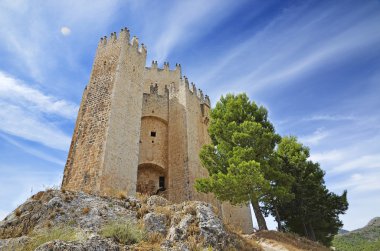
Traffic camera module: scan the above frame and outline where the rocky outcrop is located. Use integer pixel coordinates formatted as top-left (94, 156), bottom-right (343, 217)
top-left (0, 190), bottom-right (256, 250)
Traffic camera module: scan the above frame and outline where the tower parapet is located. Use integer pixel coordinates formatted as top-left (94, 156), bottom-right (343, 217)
top-left (96, 28), bottom-right (146, 57)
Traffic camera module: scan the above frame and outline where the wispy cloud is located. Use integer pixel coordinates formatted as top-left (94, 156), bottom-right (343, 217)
top-left (302, 114), bottom-right (356, 122)
top-left (0, 133), bottom-right (65, 166)
top-left (331, 154), bottom-right (380, 175)
top-left (299, 128), bottom-right (328, 146)
top-left (310, 149), bottom-right (344, 163)
top-left (0, 102), bottom-right (71, 150)
top-left (331, 170), bottom-right (380, 193)
top-left (147, 0), bottom-right (242, 62)
top-left (0, 72), bottom-right (78, 119)
top-left (195, 1), bottom-right (380, 99)
top-left (0, 71), bottom-right (74, 150)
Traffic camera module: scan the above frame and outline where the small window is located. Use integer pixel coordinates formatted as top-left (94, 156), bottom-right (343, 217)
top-left (151, 131), bottom-right (156, 137)
top-left (159, 176), bottom-right (165, 189)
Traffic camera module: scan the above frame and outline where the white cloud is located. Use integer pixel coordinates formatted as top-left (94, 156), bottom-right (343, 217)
top-left (0, 133), bottom-right (65, 166)
top-left (310, 149), bottom-right (344, 163)
top-left (0, 71), bottom-right (75, 151)
top-left (331, 154), bottom-right (380, 174)
top-left (149, 0), bottom-right (241, 62)
top-left (60, 26), bottom-right (71, 36)
top-left (299, 128), bottom-right (328, 146)
top-left (0, 102), bottom-right (71, 150)
top-left (331, 170), bottom-right (380, 193)
top-left (195, 1), bottom-right (380, 97)
top-left (303, 114), bottom-right (356, 122)
top-left (0, 72), bottom-right (78, 119)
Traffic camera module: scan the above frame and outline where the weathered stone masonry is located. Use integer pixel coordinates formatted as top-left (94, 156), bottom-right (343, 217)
top-left (62, 28), bottom-right (253, 233)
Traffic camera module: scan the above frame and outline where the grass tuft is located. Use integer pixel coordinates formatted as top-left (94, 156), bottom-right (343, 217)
top-left (82, 207), bottom-right (90, 214)
top-left (100, 220), bottom-right (145, 245)
top-left (23, 226), bottom-right (78, 251)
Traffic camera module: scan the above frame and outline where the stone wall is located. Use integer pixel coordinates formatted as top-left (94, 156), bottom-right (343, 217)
top-left (62, 31), bottom-right (122, 194)
top-left (62, 28), bottom-right (253, 233)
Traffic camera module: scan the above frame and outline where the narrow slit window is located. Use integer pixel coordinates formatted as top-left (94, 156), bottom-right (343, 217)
top-left (159, 176), bottom-right (165, 189)
top-left (151, 131), bottom-right (156, 137)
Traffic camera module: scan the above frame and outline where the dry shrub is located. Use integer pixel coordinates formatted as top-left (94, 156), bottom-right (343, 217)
top-left (61, 188), bottom-right (66, 193)
top-left (188, 222), bottom-right (200, 236)
top-left (136, 192), bottom-right (149, 204)
top-left (135, 242), bottom-right (162, 251)
top-left (15, 208), bottom-right (22, 217)
top-left (154, 206), bottom-right (172, 223)
top-left (212, 205), bottom-right (220, 216)
top-left (82, 207), bottom-right (90, 215)
top-left (184, 205), bottom-right (197, 216)
top-left (32, 191), bottom-right (45, 200)
top-left (118, 191), bottom-right (127, 200)
top-left (48, 213), bottom-right (56, 220)
top-left (223, 223), bottom-right (263, 251)
top-left (188, 235), bottom-right (204, 251)
top-left (64, 195), bottom-right (73, 202)
top-left (137, 205), bottom-right (149, 219)
top-left (146, 232), bottom-right (164, 244)
top-left (45, 221), bottom-right (52, 228)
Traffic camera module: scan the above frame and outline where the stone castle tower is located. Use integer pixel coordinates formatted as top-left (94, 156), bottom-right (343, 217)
top-left (62, 28), bottom-right (252, 233)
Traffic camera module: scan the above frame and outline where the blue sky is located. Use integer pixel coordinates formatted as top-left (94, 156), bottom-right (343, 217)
top-left (0, 0), bottom-right (380, 231)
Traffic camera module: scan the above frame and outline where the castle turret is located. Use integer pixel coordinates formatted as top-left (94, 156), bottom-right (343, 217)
top-left (62, 28), bottom-right (147, 196)
top-left (62, 27), bottom-right (253, 233)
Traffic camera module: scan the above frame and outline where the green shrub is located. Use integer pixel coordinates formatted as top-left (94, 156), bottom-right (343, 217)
top-left (23, 226), bottom-right (78, 251)
top-left (100, 220), bottom-right (144, 245)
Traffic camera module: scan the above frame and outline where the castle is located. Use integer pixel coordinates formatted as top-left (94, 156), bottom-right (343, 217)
top-left (61, 28), bottom-right (252, 233)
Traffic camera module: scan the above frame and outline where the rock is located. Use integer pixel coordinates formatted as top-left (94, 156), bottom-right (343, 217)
top-left (196, 203), bottom-right (226, 247)
top-left (143, 212), bottom-right (167, 235)
top-left (147, 195), bottom-right (168, 207)
top-left (0, 236), bottom-right (29, 250)
top-left (167, 214), bottom-right (193, 241)
top-left (47, 197), bottom-right (63, 209)
top-left (0, 190), bottom-right (264, 250)
top-left (35, 237), bottom-right (121, 251)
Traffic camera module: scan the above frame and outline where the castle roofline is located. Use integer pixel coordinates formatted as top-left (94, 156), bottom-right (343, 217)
top-left (97, 27), bottom-right (147, 55)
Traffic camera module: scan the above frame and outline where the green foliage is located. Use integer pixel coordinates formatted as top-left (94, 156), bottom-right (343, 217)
top-left (272, 136), bottom-right (348, 246)
top-left (196, 93), bottom-right (292, 230)
top-left (23, 226), bottom-right (79, 251)
top-left (334, 235), bottom-right (380, 251)
top-left (333, 219), bottom-right (380, 251)
top-left (100, 220), bottom-right (145, 245)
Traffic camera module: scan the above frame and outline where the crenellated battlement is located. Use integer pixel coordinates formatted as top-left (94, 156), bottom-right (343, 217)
top-left (146, 60), bottom-right (181, 73)
top-left (181, 76), bottom-right (210, 107)
top-left (97, 27), bottom-right (146, 55)
top-left (148, 83), bottom-right (169, 97)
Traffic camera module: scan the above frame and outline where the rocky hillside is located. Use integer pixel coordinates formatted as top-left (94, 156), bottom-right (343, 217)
top-left (333, 217), bottom-right (380, 251)
top-left (0, 189), bottom-right (328, 250)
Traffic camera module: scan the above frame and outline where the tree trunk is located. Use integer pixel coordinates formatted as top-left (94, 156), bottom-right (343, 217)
top-left (302, 220), bottom-right (309, 238)
top-left (274, 206), bottom-right (283, 231)
top-left (251, 199), bottom-right (268, 230)
top-left (307, 222), bottom-right (316, 241)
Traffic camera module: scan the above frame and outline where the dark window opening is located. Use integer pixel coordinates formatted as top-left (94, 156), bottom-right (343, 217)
top-left (152, 140), bottom-right (154, 143)
top-left (159, 176), bottom-right (165, 189)
top-left (151, 131), bottom-right (156, 137)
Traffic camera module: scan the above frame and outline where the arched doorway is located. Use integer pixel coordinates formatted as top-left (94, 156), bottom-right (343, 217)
top-left (136, 163), bottom-right (167, 196)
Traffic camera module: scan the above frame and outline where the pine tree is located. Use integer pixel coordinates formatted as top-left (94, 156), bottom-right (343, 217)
top-left (195, 93), bottom-right (290, 230)
top-left (273, 136), bottom-right (348, 246)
